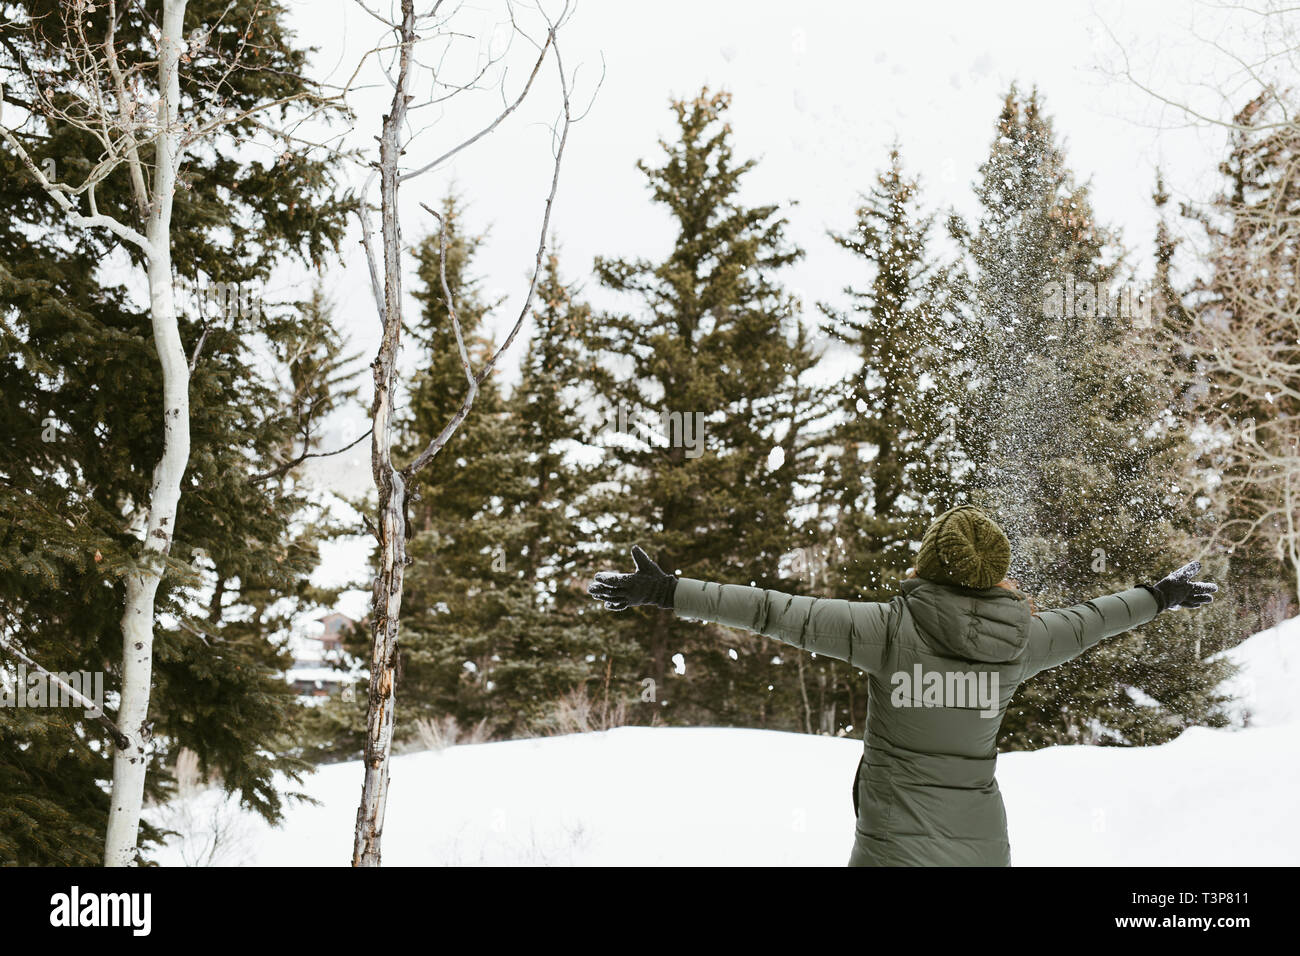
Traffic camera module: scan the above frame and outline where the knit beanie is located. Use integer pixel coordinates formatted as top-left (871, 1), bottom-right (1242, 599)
top-left (914, 505), bottom-right (1012, 590)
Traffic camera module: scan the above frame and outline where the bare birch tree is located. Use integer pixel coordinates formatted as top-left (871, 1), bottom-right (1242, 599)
top-left (0, 0), bottom-right (343, 865)
top-left (347, 0), bottom-right (590, 866)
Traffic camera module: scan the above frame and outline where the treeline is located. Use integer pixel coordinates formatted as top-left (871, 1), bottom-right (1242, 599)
top-left (308, 85), bottom-right (1289, 759)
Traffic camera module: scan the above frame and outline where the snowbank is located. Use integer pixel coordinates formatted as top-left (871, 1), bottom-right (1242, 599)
top-left (150, 617), bottom-right (1300, 866)
top-left (1217, 614), bottom-right (1299, 729)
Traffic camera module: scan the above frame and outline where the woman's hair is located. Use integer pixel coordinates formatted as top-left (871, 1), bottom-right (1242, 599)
top-left (907, 567), bottom-right (1040, 615)
top-left (995, 578), bottom-right (1041, 616)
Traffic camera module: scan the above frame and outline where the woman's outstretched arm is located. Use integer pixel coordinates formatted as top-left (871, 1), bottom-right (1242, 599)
top-left (588, 546), bottom-right (895, 674)
top-left (1023, 561), bottom-right (1218, 677)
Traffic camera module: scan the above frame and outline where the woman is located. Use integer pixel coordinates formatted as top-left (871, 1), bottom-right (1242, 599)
top-left (586, 504), bottom-right (1218, 866)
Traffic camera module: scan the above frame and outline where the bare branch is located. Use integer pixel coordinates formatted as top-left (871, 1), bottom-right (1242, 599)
top-left (420, 202), bottom-right (476, 391)
top-left (404, 19), bottom-right (575, 479)
top-left (250, 426), bottom-right (374, 483)
top-left (0, 125), bottom-right (151, 252)
top-left (188, 320), bottom-right (210, 373)
top-left (356, 171), bottom-right (387, 328)
top-left (398, 16), bottom-right (556, 182)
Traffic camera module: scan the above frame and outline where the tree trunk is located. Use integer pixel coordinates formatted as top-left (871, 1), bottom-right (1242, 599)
top-left (104, 0), bottom-right (189, 868)
top-left (353, 0), bottom-right (414, 867)
top-left (796, 653), bottom-right (813, 735)
top-left (649, 609), bottom-right (670, 709)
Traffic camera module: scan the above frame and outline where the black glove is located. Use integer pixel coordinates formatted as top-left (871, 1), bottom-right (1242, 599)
top-left (1141, 560), bottom-right (1218, 612)
top-left (587, 546), bottom-right (676, 611)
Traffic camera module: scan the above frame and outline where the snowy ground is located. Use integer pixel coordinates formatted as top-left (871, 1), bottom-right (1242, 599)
top-left (149, 617), bottom-right (1300, 866)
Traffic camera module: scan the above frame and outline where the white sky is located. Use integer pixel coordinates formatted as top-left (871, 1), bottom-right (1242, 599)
top-left (271, 0), bottom-right (1280, 607)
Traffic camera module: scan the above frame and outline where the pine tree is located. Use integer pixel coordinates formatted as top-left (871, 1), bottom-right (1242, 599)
top-left (949, 85), bottom-right (1113, 528)
top-left (951, 86), bottom-right (1233, 749)
top-left (590, 89), bottom-right (826, 728)
top-left (489, 250), bottom-right (630, 735)
top-left (392, 195), bottom-right (519, 737)
top-left (820, 146), bottom-right (960, 600)
top-left (0, 0), bottom-right (354, 863)
top-left (348, 210), bottom-right (620, 747)
top-left (797, 146), bottom-right (960, 735)
top-left (236, 286), bottom-right (369, 769)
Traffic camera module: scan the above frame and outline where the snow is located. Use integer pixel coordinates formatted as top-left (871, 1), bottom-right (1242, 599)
top-left (284, 666), bottom-right (349, 685)
top-left (1216, 616), bottom-right (1299, 729)
top-left (150, 617), bottom-right (1300, 866)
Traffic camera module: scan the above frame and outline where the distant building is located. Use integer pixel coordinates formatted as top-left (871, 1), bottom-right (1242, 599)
top-left (317, 612), bottom-right (355, 653)
top-left (286, 613), bottom-right (362, 702)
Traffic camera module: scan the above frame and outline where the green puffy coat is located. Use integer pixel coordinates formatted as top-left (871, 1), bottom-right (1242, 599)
top-left (673, 576), bottom-right (1159, 866)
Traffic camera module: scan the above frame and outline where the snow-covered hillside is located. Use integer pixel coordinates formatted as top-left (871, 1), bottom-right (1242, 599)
top-left (150, 617), bottom-right (1300, 866)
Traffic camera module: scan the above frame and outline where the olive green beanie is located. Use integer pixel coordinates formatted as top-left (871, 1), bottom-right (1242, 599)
top-left (914, 505), bottom-right (1012, 590)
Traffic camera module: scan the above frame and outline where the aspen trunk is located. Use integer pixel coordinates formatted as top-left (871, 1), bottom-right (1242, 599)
top-left (103, 0), bottom-right (190, 867)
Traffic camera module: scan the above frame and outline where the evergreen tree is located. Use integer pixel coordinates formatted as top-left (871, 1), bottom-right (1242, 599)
top-left (950, 84), bottom-right (1112, 526)
top-left (950, 86), bottom-right (1233, 749)
top-left (391, 196), bottom-right (519, 738)
top-left (590, 89), bottom-right (826, 728)
top-left (820, 146), bottom-right (960, 600)
top-left (489, 250), bottom-right (630, 735)
top-left (0, 0), bottom-right (353, 863)
top-left (389, 211), bottom-right (625, 741)
top-left (795, 146), bottom-right (960, 735)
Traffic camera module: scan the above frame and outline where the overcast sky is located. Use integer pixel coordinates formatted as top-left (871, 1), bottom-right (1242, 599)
top-left (274, 0), bottom-right (1276, 610)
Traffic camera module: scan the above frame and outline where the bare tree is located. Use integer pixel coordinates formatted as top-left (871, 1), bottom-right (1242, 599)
top-left (347, 0), bottom-right (592, 866)
top-left (1102, 1), bottom-right (1300, 601)
top-left (0, 0), bottom-right (342, 865)
top-left (1192, 90), bottom-right (1300, 601)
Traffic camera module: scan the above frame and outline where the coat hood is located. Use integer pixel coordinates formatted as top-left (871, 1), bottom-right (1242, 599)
top-left (900, 577), bottom-right (1032, 664)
